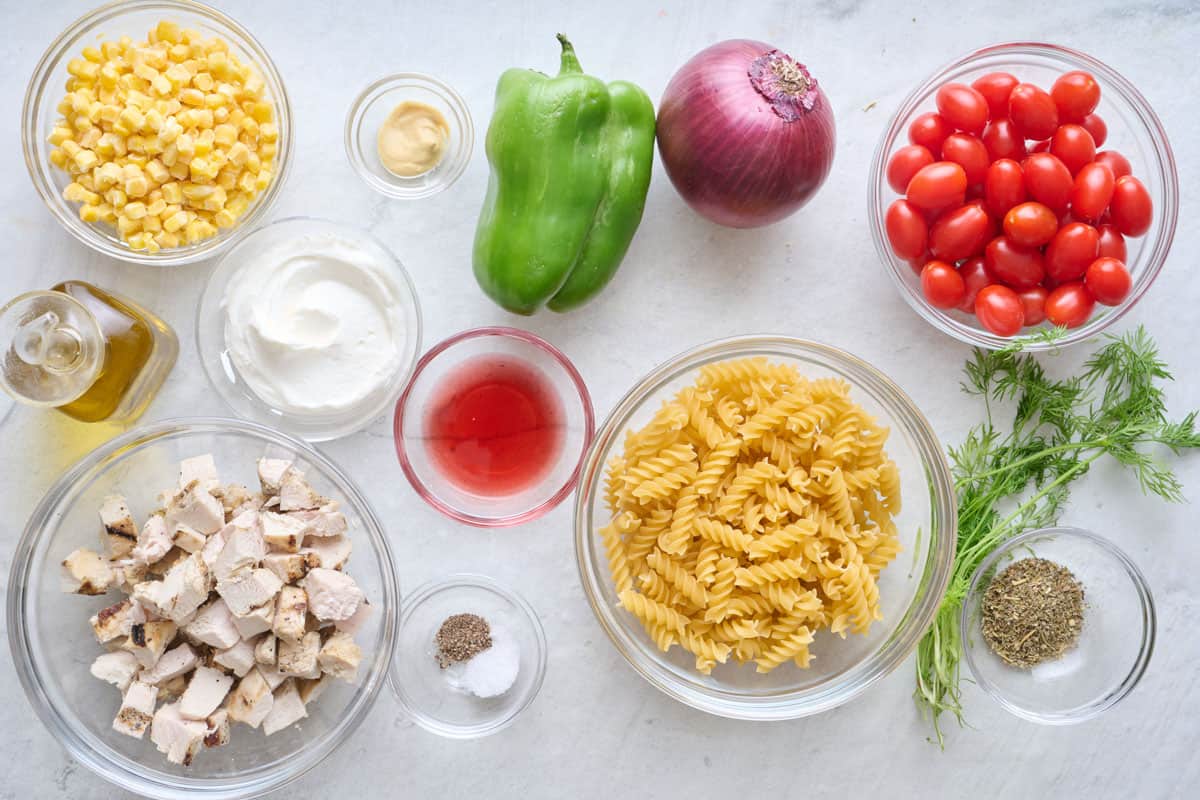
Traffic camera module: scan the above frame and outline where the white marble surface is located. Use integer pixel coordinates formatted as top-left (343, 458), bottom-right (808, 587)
top-left (2, 0), bottom-right (1198, 797)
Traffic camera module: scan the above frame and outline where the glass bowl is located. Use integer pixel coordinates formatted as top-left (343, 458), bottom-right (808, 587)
top-left (6, 417), bottom-right (399, 799)
top-left (389, 575), bottom-right (547, 738)
top-left (22, 0), bottom-right (293, 266)
top-left (344, 73), bottom-right (473, 199)
top-left (960, 526), bottom-right (1154, 725)
top-left (868, 42), bottom-right (1178, 350)
top-left (574, 335), bottom-right (957, 720)
top-left (197, 216), bottom-right (422, 442)
top-left (393, 327), bottom-right (594, 527)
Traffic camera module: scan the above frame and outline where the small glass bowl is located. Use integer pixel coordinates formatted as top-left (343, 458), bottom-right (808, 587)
top-left (7, 417), bottom-right (400, 798)
top-left (960, 526), bottom-right (1155, 725)
top-left (868, 42), bottom-right (1179, 351)
top-left (389, 575), bottom-right (547, 739)
top-left (575, 335), bottom-right (957, 720)
top-left (393, 327), bottom-right (594, 527)
top-left (197, 216), bottom-right (422, 442)
top-left (344, 73), bottom-right (473, 199)
top-left (22, 0), bottom-right (293, 266)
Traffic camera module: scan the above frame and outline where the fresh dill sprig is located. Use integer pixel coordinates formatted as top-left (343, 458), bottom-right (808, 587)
top-left (916, 325), bottom-right (1200, 746)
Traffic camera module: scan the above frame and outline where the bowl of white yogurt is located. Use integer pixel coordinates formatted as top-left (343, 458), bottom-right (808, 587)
top-left (198, 217), bottom-right (422, 441)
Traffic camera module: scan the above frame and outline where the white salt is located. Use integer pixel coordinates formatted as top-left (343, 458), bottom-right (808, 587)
top-left (444, 623), bottom-right (520, 699)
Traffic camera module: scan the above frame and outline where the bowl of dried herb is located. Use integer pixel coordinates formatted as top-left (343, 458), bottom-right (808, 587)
top-left (960, 526), bottom-right (1155, 725)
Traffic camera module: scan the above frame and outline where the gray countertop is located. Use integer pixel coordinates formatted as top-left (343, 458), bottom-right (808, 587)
top-left (1, 0), bottom-right (1197, 797)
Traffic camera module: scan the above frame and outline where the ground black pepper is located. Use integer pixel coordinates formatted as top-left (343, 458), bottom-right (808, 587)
top-left (981, 557), bottom-right (1085, 669)
top-left (435, 613), bottom-right (492, 668)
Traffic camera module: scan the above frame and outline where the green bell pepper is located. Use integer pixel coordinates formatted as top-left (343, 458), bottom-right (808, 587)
top-left (473, 34), bottom-right (656, 315)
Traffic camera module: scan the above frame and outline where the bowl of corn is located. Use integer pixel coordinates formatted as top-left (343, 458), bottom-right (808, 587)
top-left (22, 0), bottom-right (293, 265)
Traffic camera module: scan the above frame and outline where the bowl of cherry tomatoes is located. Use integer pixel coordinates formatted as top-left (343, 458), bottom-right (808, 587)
top-left (869, 42), bottom-right (1178, 349)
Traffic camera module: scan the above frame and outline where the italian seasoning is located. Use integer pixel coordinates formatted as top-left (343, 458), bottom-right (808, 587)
top-left (981, 558), bottom-right (1085, 668)
top-left (435, 613), bottom-right (492, 668)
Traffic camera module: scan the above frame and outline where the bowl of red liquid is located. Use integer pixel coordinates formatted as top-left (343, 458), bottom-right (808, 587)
top-left (394, 327), bottom-right (595, 526)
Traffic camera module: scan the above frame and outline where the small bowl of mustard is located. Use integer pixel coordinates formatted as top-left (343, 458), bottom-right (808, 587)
top-left (345, 73), bottom-right (473, 200)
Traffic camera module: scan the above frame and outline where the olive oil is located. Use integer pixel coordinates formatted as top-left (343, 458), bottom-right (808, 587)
top-left (0, 281), bottom-right (177, 423)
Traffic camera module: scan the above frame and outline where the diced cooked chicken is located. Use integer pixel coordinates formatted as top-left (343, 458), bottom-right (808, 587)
top-left (151, 702), bottom-right (207, 766)
top-left (262, 679), bottom-right (308, 736)
top-left (254, 634), bottom-right (277, 666)
top-left (148, 546), bottom-right (189, 577)
top-left (199, 528), bottom-right (226, 569)
top-left (133, 553), bottom-right (211, 623)
top-left (260, 511), bottom-right (306, 553)
top-left (263, 551), bottom-right (318, 584)
top-left (132, 514), bottom-right (172, 565)
top-left (180, 666), bottom-right (234, 720)
top-left (203, 708), bottom-right (230, 748)
top-left (185, 598), bottom-right (241, 650)
top-left (61, 548), bottom-right (114, 595)
top-left (272, 585), bottom-right (308, 643)
top-left (139, 643), bottom-right (198, 684)
top-left (112, 559), bottom-right (151, 594)
top-left (256, 458), bottom-right (293, 497)
top-left (277, 631), bottom-right (321, 679)
top-left (179, 454), bottom-right (219, 492)
top-left (302, 569), bottom-right (364, 622)
top-left (90, 598), bottom-right (138, 643)
top-left (213, 638), bottom-right (257, 677)
top-left (279, 470), bottom-right (326, 511)
top-left (226, 668), bottom-right (274, 729)
top-left (296, 675), bottom-right (330, 705)
top-left (220, 483), bottom-right (260, 519)
top-left (288, 506), bottom-right (348, 538)
top-left (217, 568), bottom-right (283, 616)
top-left (121, 620), bottom-right (178, 668)
top-left (91, 650), bottom-right (140, 691)
top-left (231, 601), bottom-right (274, 639)
top-left (172, 523), bottom-right (207, 554)
top-left (113, 680), bottom-right (158, 739)
top-left (301, 535), bottom-right (352, 571)
top-left (166, 480), bottom-right (225, 535)
top-left (99, 494), bottom-right (137, 558)
top-left (258, 666), bottom-right (289, 690)
top-left (318, 630), bottom-right (363, 682)
top-left (213, 514), bottom-right (265, 582)
top-left (335, 600), bottom-right (372, 636)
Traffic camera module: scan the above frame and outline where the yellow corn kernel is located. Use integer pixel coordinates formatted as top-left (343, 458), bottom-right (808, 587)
top-left (212, 208), bottom-right (236, 228)
top-left (154, 230), bottom-right (181, 249)
top-left (82, 46), bottom-right (103, 63)
top-left (125, 173), bottom-right (149, 198)
top-left (98, 104), bottom-right (121, 124)
top-left (189, 157), bottom-right (220, 182)
top-left (163, 210), bottom-right (189, 232)
top-left (146, 196), bottom-right (167, 216)
top-left (180, 88), bottom-right (205, 107)
top-left (48, 126), bottom-right (73, 146)
top-left (95, 162), bottom-right (122, 188)
top-left (79, 204), bottom-right (103, 222)
top-left (117, 106), bottom-right (144, 133)
top-left (70, 92), bottom-right (90, 115)
top-left (73, 149), bottom-right (98, 171)
top-left (203, 92), bottom-right (225, 110)
top-left (76, 174), bottom-right (96, 191)
top-left (49, 149), bottom-right (68, 168)
top-left (63, 182), bottom-right (92, 203)
top-left (145, 159), bottom-right (169, 184)
top-left (155, 20), bottom-right (182, 43)
top-left (194, 108), bottom-right (214, 129)
top-left (78, 128), bottom-right (101, 150)
top-left (180, 182), bottom-right (213, 200)
top-left (239, 117), bottom-right (259, 139)
top-left (67, 58), bottom-right (99, 81)
top-left (117, 215), bottom-right (141, 235)
top-left (169, 160), bottom-right (191, 180)
top-left (150, 74), bottom-right (173, 96)
top-left (236, 169), bottom-right (257, 193)
top-left (127, 135), bottom-right (148, 154)
top-left (169, 43), bottom-right (190, 62)
top-left (216, 168), bottom-right (238, 191)
top-left (211, 123), bottom-right (237, 147)
top-left (141, 214), bottom-right (162, 233)
top-left (213, 106), bottom-right (230, 124)
top-left (184, 219), bottom-right (215, 243)
top-left (192, 72), bottom-right (214, 92)
top-left (200, 186), bottom-right (227, 212)
top-left (249, 102), bottom-right (272, 123)
top-left (104, 188), bottom-right (128, 208)
top-left (175, 133), bottom-right (195, 159)
top-left (259, 142), bottom-right (277, 161)
top-left (226, 192), bottom-right (250, 217)
top-left (133, 62), bottom-right (158, 82)
top-left (224, 140), bottom-right (249, 167)
top-left (164, 62), bottom-right (190, 85)
top-left (259, 122), bottom-right (278, 143)
top-left (159, 116), bottom-right (182, 144)
top-left (71, 115), bottom-right (94, 133)
top-left (99, 63), bottom-right (120, 88)
top-left (123, 201), bottom-right (147, 220)
top-left (254, 169), bottom-right (272, 191)
top-left (161, 182), bottom-right (183, 204)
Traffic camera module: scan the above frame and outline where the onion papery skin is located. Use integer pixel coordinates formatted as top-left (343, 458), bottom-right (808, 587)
top-left (656, 39), bottom-right (836, 228)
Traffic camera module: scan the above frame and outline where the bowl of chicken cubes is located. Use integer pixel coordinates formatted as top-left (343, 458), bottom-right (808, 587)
top-left (7, 417), bottom-right (398, 798)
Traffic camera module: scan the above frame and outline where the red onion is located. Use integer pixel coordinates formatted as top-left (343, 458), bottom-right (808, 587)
top-left (656, 40), bottom-right (836, 228)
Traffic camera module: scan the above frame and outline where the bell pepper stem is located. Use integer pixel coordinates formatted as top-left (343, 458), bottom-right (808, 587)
top-left (556, 33), bottom-right (582, 74)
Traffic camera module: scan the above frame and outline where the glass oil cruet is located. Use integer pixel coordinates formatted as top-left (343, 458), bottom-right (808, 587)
top-left (0, 281), bottom-right (178, 423)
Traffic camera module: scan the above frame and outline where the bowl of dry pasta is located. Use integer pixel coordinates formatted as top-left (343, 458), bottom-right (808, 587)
top-left (573, 336), bottom-right (957, 719)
